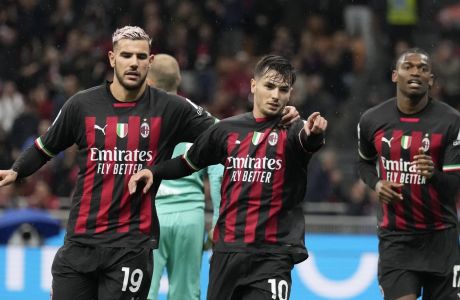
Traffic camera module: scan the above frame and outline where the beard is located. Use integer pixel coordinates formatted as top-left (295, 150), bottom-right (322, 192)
top-left (114, 69), bottom-right (146, 91)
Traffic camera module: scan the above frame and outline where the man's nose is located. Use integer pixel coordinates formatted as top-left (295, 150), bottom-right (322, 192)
top-left (129, 57), bottom-right (139, 68)
top-left (271, 88), bottom-right (280, 99)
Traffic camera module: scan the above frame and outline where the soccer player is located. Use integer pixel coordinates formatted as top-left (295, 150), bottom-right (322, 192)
top-left (357, 48), bottom-right (460, 300)
top-left (0, 27), bottom-right (299, 299)
top-left (146, 53), bottom-right (224, 300)
top-left (129, 55), bottom-right (328, 300)
top-left (0, 26), bottom-right (219, 300)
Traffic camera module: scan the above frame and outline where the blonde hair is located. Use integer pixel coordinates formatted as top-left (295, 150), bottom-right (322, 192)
top-left (112, 26), bottom-right (151, 47)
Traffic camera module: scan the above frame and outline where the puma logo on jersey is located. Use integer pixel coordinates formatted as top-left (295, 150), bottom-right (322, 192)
top-left (94, 124), bottom-right (107, 135)
top-left (381, 137), bottom-right (393, 148)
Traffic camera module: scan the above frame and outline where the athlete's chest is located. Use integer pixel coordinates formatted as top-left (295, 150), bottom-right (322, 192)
top-left (372, 115), bottom-right (447, 156)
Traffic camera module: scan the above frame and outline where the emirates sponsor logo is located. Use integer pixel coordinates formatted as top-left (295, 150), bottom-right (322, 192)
top-left (381, 157), bottom-right (426, 184)
top-left (227, 155), bottom-right (282, 171)
top-left (90, 147), bottom-right (153, 175)
top-left (90, 148), bottom-right (153, 162)
top-left (226, 155), bottom-right (283, 183)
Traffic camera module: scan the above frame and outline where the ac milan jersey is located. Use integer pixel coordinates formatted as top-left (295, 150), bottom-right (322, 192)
top-left (183, 113), bottom-right (319, 263)
top-left (358, 98), bottom-right (460, 232)
top-left (34, 82), bottom-right (214, 248)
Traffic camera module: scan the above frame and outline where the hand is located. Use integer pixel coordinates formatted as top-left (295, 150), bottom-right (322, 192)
top-left (304, 112), bottom-right (327, 135)
top-left (203, 227), bottom-right (214, 251)
top-left (0, 170), bottom-right (18, 187)
top-left (128, 169), bottom-right (153, 195)
top-left (412, 147), bottom-right (434, 179)
top-left (375, 180), bottom-right (403, 204)
top-left (280, 106), bottom-right (300, 127)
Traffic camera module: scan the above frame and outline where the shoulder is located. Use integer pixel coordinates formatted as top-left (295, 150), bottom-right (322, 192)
top-left (219, 112), bottom-right (252, 124)
top-left (360, 98), bottom-right (396, 122)
top-left (66, 84), bottom-right (106, 107)
top-left (430, 99), bottom-right (460, 120)
top-left (151, 87), bottom-right (207, 114)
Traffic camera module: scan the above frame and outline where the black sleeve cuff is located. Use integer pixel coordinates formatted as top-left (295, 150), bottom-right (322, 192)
top-left (12, 145), bottom-right (50, 179)
top-left (148, 156), bottom-right (195, 180)
top-left (299, 129), bottom-right (325, 152)
top-left (358, 157), bottom-right (380, 190)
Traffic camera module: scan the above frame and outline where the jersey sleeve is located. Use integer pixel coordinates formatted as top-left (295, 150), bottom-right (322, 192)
top-left (442, 118), bottom-right (460, 174)
top-left (288, 119), bottom-right (323, 159)
top-left (183, 124), bottom-right (225, 171)
top-left (171, 96), bottom-right (217, 144)
top-left (34, 97), bottom-right (78, 158)
top-left (357, 113), bottom-right (378, 162)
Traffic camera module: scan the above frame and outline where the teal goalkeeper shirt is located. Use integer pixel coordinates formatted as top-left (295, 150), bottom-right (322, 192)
top-left (155, 142), bottom-right (224, 225)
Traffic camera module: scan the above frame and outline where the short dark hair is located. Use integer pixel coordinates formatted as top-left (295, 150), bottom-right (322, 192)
top-left (254, 55), bottom-right (296, 86)
top-left (394, 47), bottom-right (431, 70)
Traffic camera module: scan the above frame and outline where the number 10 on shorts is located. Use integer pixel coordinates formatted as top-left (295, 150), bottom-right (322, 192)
top-left (453, 265), bottom-right (460, 288)
top-left (267, 278), bottom-right (289, 300)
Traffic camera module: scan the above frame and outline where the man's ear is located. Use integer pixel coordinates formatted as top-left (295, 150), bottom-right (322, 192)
top-left (391, 70), bottom-right (398, 83)
top-left (108, 51), bottom-right (115, 68)
top-left (428, 73), bottom-right (434, 87)
top-left (250, 78), bottom-right (256, 94)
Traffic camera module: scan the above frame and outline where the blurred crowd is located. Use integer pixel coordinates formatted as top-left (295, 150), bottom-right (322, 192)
top-left (0, 0), bottom-right (459, 215)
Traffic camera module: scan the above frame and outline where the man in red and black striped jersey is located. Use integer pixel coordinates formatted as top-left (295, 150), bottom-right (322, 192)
top-left (358, 48), bottom-right (460, 300)
top-left (0, 26), bottom-right (219, 300)
top-left (129, 55), bottom-right (328, 300)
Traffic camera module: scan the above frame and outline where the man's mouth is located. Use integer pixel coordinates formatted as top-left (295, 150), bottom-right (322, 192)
top-left (125, 71), bottom-right (140, 79)
top-left (267, 103), bottom-right (279, 110)
top-left (407, 79), bottom-right (422, 87)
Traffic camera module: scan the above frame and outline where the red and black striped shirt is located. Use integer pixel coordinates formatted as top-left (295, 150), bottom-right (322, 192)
top-left (358, 98), bottom-right (460, 232)
top-left (182, 113), bottom-right (322, 263)
top-left (34, 82), bottom-right (214, 248)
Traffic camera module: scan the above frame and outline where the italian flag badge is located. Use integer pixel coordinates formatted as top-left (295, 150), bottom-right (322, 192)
top-left (252, 131), bottom-right (264, 145)
top-left (117, 123), bottom-right (128, 138)
top-left (401, 135), bottom-right (411, 149)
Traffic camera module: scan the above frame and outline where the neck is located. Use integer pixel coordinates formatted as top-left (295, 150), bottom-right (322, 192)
top-left (110, 81), bottom-right (146, 102)
top-left (396, 92), bottom-right (429, 115)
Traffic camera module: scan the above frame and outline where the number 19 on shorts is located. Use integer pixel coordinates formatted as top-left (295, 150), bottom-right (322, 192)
top-left (121, 267), bottom-right (144, 293)
top-left (268, 278), bottom-right (289, 300)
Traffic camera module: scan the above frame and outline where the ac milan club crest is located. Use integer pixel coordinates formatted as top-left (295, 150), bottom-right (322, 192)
top-left (268, 131), bottom-right (278, 146)
top-left (140, 122), bottom-right (150, 138)
top-left (421, 134), bottom-right (430, 152)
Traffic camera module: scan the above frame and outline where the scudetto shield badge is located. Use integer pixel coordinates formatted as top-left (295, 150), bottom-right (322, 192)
top-left (401, 135), bottom-right (412, 149)
top-left (116, 123), bottom-right (128, 138)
